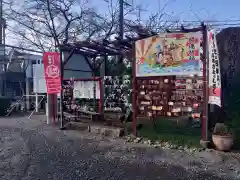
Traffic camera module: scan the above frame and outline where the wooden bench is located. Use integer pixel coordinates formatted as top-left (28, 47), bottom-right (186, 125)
top-left (63, 112), bottom-right (78, 122)
top-left (77, 110), bottom-right (101, 122)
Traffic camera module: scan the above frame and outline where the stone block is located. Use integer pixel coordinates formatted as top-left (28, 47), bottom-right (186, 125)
top-left (89, 124), bottom-right (123, 138)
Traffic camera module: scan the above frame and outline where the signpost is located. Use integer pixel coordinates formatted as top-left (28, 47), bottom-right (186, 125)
top-left (43, 52), bottom-right (61, 124)
top-left (43, 52), bottom-right (62, 94)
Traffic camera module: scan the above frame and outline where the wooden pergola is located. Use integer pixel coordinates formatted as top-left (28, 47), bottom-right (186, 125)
top-left (57, 25), bottom-right (157, 129)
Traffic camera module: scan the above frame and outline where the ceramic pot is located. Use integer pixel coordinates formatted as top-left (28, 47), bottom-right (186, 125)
top-left (212, 134), bottom-right (233, 151)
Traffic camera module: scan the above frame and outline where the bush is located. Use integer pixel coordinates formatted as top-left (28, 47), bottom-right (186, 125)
top-left (0, 97), bottom-right (11, 116)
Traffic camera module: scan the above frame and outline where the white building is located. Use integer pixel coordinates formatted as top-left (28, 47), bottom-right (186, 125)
top-left (2, 50), bottom-right (42, 98)
top-left (4, 49), bottom-right (94, 112)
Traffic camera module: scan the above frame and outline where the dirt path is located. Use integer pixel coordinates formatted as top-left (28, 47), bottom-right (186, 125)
top-left (0, 115), bottom-right (238, 180)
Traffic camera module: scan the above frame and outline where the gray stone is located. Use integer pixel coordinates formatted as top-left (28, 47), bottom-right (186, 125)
top-left (90, 126), bottom-right (101, 134)
top-left (200, 139), bottom-right (211, 149)
top-left (205, 149), bottom-right (214, 153)
top-left (90, 125), bottom-right (123, 138)
top-left (178, 146), bottom-right (184, 150)
top-left (189, 148), bottom-right (196, 153)
top-left (153, 144), bottom-right (159, 148)
top-left (133, 137), bottom-right (142, 143)
top-left (147, 140), bottom-right (152, 145)
top-left (143, 140), bottom-right (149, 145)
top-left (165, 142), bottom-right (170, 149)
top-left (68, 122), bottom-right (89, 131)
top-left (126, 136), bottom-right (132, 142)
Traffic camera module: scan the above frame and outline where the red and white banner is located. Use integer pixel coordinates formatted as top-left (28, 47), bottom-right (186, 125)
top-left (208, 30), bottom-right (221, 107)
top-left (43, 52), bottom-right (62, 94)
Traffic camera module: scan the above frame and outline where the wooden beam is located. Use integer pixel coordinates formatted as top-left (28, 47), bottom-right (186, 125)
top-left (82, 55), bottom-right (95, 72)
top-left (74, 41), bottom-right (120, 55)
top-left (63, 48), bottom-right (75, 65)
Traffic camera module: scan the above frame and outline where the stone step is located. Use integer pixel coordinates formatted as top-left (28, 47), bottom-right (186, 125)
top-left (89, 124), bottom-right (124, 138)
top-left (65, 122), bottom-right (90, 131)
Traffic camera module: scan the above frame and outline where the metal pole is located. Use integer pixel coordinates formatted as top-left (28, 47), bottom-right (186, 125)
top-left (93, 57), bottom-right (96, 111)
top-left (35, 67), bottom-right (39, 113)
top-left (0, 0), bottom-right (3, 45)
top-left (28, 95), bottom-right (45, 119)
top-left (0, 0), bottom-right (6, 96)
top-left (201, 23), bottom-right (209, 142)
top-left (119, 0), bottom-right (124, 40)
top-left (59, 51), bottom-right (64, 129)
top-left (46, 94), bottom-right (50, 124)
top-left (5, 95), bottom-right (24, 116)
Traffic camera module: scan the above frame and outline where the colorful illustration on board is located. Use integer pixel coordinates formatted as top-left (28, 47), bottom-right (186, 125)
top-left (135, 32), bottom-right (202, 77)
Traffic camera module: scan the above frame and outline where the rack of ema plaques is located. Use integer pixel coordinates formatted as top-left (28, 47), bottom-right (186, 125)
top-left (103, 75), bottom-right (132, 124)
top-left (136, 76), bottom-right (204, 119)
top-left (62, 78), bottom-right (102, 122)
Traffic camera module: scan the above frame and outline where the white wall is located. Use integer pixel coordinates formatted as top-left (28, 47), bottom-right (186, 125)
top-left (33, 64), bottom-right (47, 93)
top-left (63, 53), bottom-right (93, 79)
top-left (25, 54), bottom-right (42, 78)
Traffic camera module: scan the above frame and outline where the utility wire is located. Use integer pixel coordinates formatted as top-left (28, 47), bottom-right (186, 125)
top-left (166, 19), bottom-right (240, 23)
top-left (157, 20), bottom-right (240, 27)
top-left (177, 23), bottom-right (240, 27)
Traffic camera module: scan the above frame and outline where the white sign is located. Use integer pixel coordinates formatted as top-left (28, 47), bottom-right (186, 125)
top-left (73, 81), bottom-right (100, 99)
top-left (33, 64), bottom-right (47, 93)
top-left (46, 55), bottom-right (60, 78)
top-left (46, 65), bottom-right (60, 78)
top-left (208, 30), bottom-right (221, 107)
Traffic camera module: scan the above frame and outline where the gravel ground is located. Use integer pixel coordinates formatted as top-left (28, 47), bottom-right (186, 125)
top-left (0, 115), bottom-right (239, 180)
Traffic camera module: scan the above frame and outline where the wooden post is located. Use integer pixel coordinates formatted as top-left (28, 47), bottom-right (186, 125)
top-left (60, 51), bottom-right (64, 129)
top-left (99, 55), bottom-right (106, 115)
top-left (132, 43), bottom-right (137, 136)
top-left (201, 23), bottom-right (209, 142)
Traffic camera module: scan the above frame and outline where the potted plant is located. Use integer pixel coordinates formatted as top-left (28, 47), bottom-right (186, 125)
top-left (212, 123), bottom-right (233, 151)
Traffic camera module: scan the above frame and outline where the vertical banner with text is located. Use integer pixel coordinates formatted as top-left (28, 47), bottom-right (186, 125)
top-left (208, 30), bottom-right (221, 107)
top-left (43, 52), bottom-right (62, 94)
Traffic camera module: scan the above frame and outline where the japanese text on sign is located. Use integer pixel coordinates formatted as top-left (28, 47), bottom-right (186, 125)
top-left (208, 30), bottom-right (221, 107)
top-left (43, 52), bottom-right (62, 94)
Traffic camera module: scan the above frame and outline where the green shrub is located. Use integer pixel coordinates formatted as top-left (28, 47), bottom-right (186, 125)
top-left (0, 97), bottom-right (11, 116)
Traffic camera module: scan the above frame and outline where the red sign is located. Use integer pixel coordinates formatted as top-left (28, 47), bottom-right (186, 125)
top-left (43, 52), bottom-right (62, 94)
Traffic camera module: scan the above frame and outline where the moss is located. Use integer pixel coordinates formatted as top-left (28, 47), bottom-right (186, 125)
top-left (138, 117), bottom-right (201, 148)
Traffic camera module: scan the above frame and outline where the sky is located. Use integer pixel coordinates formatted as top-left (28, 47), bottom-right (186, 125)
top-left (5, 0), bottom-right (240, 51)
top-left (139, 0), bottom-right (240, 21)
top-left (92, 0), bottom-right (240, 25)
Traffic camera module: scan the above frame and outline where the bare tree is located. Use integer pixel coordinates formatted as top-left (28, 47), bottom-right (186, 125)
top-left (4, 0), bottom-right (178, 52)
top-left (4, 0), bottom-right (115, 51)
